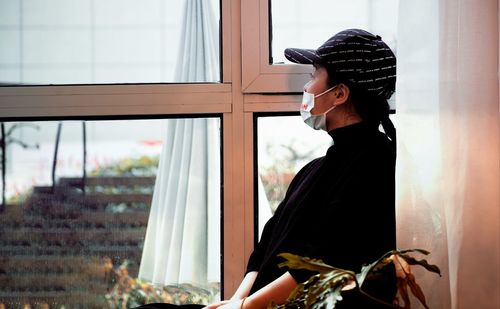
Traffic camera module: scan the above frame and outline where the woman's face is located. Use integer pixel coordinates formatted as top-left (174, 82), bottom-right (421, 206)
top-left (304, 66), bottom-right (336, 115)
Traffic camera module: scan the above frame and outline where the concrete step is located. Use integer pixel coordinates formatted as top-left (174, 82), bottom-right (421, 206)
top-left (60, 176), bottom-right (155, 187)
top-left (0, 227), bottom-right (146, 244)
top-left (0, 273), bottom-right (108, 291)
top-left (0, 212), bottom-right (149, 231)
top-left (19, 211), bottom-right (150, 228)
top-left (0, 255), bottom-right (110, 275)
top-left (29, 190), bottom-right (152, 205)
top-left (0, 291), bottom-right (107, 308)
top-left (0, 245), bottom-right (143, 260)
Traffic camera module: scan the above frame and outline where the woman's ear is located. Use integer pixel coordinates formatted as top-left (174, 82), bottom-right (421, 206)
top-left (332, 83), bottom-right (350, 105)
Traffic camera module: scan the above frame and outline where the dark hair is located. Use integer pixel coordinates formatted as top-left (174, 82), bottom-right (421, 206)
top-left (323, 64), bottom-right (396, 145)
top-left (324, 66), bottom-right (391, 124)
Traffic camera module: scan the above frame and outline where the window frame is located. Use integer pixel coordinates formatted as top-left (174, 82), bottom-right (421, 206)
top-left (241, 0), bottom-right (312, 93)
top-left (0, 84), bottom-right (232, 118)
top-left (0, 0), bottom-right (308, 301)
top-left (0, 0), bottom-right (240, 299)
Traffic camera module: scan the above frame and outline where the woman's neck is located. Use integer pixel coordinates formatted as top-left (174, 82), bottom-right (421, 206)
top-left (326, 107), bottom-right (363, 131)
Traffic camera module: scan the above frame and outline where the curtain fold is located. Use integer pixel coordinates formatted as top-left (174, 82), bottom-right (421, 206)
top-left (396, 0), bottom-right (499, 308)
top-left (139, 0), bottom-right (220, 289)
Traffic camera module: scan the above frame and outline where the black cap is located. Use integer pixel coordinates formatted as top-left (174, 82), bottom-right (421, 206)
top-left (285, 29), bottom-right (396, 99)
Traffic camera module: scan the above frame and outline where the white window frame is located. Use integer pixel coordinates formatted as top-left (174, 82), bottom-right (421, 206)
top-left (0, 84), bottom-right (232, 117)
top-left (241, 0), bottom-right (312, 93)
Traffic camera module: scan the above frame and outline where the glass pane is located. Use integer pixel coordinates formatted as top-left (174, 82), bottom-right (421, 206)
top-left (0, 0), bottom-right (220, 85)
top-left (0, 117), bottom-right (221, 308)
top-left (256, 115), bottom-right (332, 237)
top-left (271, 0), bottom-right (399, 64)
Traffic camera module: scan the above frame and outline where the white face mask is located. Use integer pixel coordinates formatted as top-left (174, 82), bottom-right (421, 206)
top-left (300, 86), bottom-right (337, 131)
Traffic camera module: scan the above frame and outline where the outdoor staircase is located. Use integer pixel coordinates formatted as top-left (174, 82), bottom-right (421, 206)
top-left (0, 176), bottom-right (155, 309)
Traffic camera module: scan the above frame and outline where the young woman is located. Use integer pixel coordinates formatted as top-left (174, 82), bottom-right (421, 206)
top-left (138, 28), bottom-right (397, 309)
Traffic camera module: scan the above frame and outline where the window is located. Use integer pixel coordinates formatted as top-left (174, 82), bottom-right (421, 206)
top-left (255, 114), bottom-right (332, 239)
top-left (242, 0), bottom-right (398, 93)
top-left (271, 0), bottom-right (398, 65)
top-left (0, 117), bottom-right (222, 307)
top-left (0, 0), bottom-right (401, 306)
top-left (0, 0), bottom-right (233, 306)
top-left (0, 0), bottom-right (221, 85)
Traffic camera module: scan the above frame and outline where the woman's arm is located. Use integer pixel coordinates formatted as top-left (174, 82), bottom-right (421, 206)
top-left (203, 271), bottom-right (258, 309)
top-left (243, 272), bottom-right (297, 309)
top-left (205, 272), bottom-right (297, 309)
top-left (230, 271), bottom-right (258, 300)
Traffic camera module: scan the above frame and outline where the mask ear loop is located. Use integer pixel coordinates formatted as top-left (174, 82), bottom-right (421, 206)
top-left (314, 85), bottom-right (338, 98)
top-left (322, 103), bottom-right (337, 115)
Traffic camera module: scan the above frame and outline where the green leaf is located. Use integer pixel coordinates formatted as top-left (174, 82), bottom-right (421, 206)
top-left (273, 254), bottom-right (357, 309)
top-left (273, 249), bottom-right (440, 309)
top-left (277, 253), bottom-right (336, 274)
top-left (356, 257), bottom-right (391, 287)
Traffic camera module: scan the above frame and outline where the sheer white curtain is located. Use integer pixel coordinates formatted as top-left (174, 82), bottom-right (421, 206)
top-left (139, 0), bottom-right (220, 289)
top-left (396, 0), bottom-right (499, 308)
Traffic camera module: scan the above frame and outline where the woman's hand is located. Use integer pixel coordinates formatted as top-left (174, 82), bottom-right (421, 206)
top-left (204, 271), bottom-right (257, 309)
top-left (202, 300), bottom-right (230, 309)
top-left (203, 299), bottom-right (241, 309)
top-left (211, 299), bottom-right (244, 309)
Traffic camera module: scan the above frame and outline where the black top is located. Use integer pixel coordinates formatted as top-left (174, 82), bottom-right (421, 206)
top-left (246, 121), bottom-right (396, 295)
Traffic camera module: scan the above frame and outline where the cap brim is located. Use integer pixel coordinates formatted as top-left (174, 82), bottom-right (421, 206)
top-left (284, 48), bottom-right (321, 64)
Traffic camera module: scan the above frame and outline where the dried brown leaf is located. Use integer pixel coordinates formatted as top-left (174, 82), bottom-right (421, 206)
top-left (406, 272), bottom-right (429, 309)
top-left (399, 253), bottom-right (442, 277)
top-left (397, 276), bottom-right (411, 309)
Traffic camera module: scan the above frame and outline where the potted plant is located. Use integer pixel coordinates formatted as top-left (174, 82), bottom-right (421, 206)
top-left (270, 249), bottom-right (441, 309)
